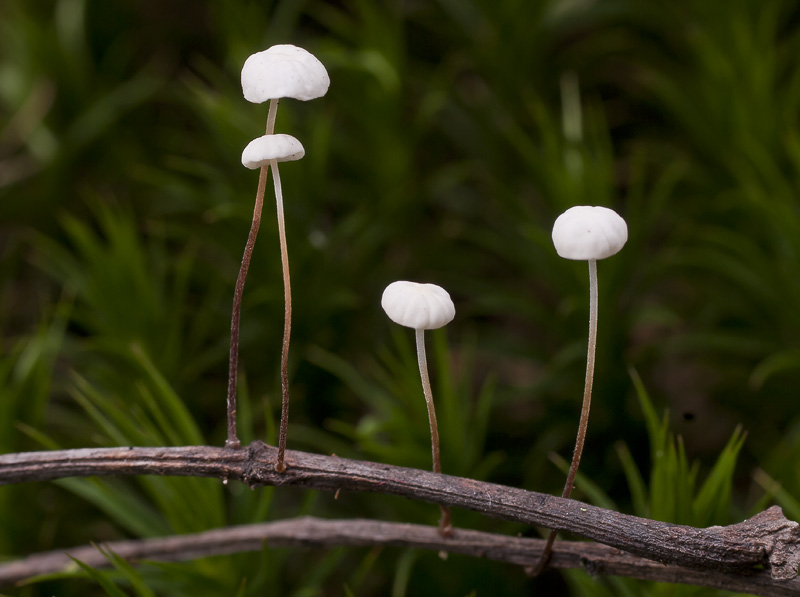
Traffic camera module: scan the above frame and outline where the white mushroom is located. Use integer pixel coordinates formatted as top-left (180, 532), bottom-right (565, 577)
top-left (381, 281), bottom-right (456, 330)
top-left (532, 205), bottom-right (628, 574)
top-left (551, 205), bottom-right (628, 261)
top-left (381, 281), bottom-right (455, 537)
top-left (241, 134), bottom-right (305, 169)
top-left (241, 44), bottom-right (330, 103)
top-left (225, 44), bottom-right (329, 465)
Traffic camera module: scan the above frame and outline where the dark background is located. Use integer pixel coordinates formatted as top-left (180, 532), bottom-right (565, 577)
top-left (2, 0), bottom-right (800, 594)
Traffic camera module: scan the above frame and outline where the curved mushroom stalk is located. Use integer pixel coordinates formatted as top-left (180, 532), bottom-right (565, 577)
top-left (415, 328), bottom-right (453, 536)
top-left (270, 157), bottom-right (291, 473)
top-left (226, 99), bottom-right (282, 450)
top-left (382, 281), bottom-right (456, 538)
top-left (563, 258), bottom-right (598, 496)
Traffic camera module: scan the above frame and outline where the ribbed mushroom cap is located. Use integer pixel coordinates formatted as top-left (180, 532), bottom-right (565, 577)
top-left (552, 205), bottom-right (628, 260)
top-left (241, 44), bottom-right (330, 103)
top-left (241, 134), bottom-right (305, 169)
top-left (381, 281), bottom-right (455, 330)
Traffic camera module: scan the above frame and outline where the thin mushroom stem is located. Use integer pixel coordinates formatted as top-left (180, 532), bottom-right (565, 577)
top-left (225, 98), bottom-right (280, 450)
top-left (415, 328), bottom-right (453, 538)
top-left (565, 258), bottom-right (598, 496)
top-left (273, 152), bottom-right (292, 473)
top-left (531, 258), bottom-right (598, 574)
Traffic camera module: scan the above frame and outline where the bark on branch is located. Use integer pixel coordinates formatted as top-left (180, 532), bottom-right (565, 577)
top-left (1, 441), bottom-right (798, 589)
top-left (2, 517), bottom-right (799, 596)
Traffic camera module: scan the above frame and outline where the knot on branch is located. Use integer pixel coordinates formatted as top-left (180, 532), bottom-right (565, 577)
top-left (241, 441), bottom-right (275, 488)
top-left (726, 506), bottom-right (800, 580)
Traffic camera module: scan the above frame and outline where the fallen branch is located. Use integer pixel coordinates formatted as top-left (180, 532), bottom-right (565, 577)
top-left (1, 441), bottom-right (798, 588)
top-left (2, 517), bottom-right (799, 596)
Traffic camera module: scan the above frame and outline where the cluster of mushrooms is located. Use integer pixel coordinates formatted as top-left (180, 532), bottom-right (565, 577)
top-left (226, 45), bottom-right (329, 474)
top-left (226, 45), bottom-right (629, 556)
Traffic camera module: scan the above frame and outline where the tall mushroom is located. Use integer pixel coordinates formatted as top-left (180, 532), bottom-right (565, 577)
top-left (227, 45), bottom-right (329, 474)
top-left (531, 205), bottom-right (628, 574)
top-left (381, 281), bottom-right (456, 537)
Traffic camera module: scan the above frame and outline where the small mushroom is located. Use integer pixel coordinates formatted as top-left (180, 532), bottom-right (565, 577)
top-left (531, 205), bottom-right (627, 574)
top-left (381, 281), bottom-right (455, 537)
top-left (241, 134), bottom-right (305, 168)
top-left (225, 44), bottom-right (329, 468)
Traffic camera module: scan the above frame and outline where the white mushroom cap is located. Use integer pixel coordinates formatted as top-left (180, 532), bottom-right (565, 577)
top-left (241, 44), bottom-right (330, 103)
top-left (551, 205), bottom-right (628, 261)
top-left (381, 281), bottom-right (455, 330)
top-left (241, 134), bottom-right (305, 169)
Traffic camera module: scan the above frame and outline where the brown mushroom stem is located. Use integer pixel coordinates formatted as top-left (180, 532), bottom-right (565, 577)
top-left (226, 98), bottom-right (279, 450)
top-left (416, 328), bottom-right (452, 538)
top-left (531, 258), bottom-right (598, 574)
top-left (273, 151), bottom-right (292, 474)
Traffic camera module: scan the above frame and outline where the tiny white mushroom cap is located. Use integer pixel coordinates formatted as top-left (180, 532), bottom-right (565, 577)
top-left (552, 205), bottom-right (628, 260)
top-left (241, 134), bottom-right (305, 169)
top-left (241, 44), bottom-right (330, 103)
top-left (381, 281), bottom-right (455, 330)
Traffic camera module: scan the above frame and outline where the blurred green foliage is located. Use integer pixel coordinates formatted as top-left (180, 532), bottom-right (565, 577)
top-left (557, 370), bottom-right (747, 596)
top-left (2, 0), bottom-right (800, 594)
